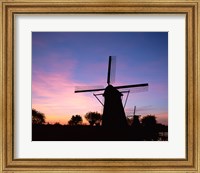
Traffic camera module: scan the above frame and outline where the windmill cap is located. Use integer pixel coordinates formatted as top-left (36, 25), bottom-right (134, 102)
top-left (103, 85), bottom-right (123, 97)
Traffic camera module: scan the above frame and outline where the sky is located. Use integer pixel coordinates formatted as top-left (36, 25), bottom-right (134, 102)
top-left (32, 32), bottom-right (168, 125)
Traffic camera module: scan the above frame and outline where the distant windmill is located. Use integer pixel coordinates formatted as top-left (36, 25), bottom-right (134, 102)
top-left (130, 106), bottom-right (141, 127)
top-left (75, 56), bottom-right (148, 128)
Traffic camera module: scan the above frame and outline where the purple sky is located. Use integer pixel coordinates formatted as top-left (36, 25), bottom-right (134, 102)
top-left (32, 32), bottom-right (168, 125)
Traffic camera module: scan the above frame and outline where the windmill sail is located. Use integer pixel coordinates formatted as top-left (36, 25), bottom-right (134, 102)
top-left (107, 56), bottom-right (116, 85)
top-left (115, 83), bottom-right (148, 90)
top-left (75, 87), bottom-right (105, 93)
top-left (75, 85), bottom-right (105, 93)
top-left (134, 106), bottom-right (136, 115)
top-left (107, 56), bottom-right (112, 85)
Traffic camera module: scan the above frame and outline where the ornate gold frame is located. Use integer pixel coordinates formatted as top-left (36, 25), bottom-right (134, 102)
top-left (0, 0), bottom-right (199, 172)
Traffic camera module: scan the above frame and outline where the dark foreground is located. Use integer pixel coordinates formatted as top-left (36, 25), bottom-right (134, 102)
top-left (32, 125), bottom-right (168, 141)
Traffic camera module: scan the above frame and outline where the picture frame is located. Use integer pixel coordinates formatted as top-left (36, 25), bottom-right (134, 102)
top-left (0, 0), bottom-right (199, 172)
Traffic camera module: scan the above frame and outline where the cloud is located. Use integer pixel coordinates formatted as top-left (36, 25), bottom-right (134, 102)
top-left (155, 112), bottom-right (168, 125)
top-left (32, 66), bottom-right (103, 124)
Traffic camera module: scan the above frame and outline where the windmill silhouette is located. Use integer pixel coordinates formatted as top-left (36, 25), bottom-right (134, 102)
top-left (129, 106), bottom-right (141, 127)
top-left (75, 56), bottom-right (148, 128)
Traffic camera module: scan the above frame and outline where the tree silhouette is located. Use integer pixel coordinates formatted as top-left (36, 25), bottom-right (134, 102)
top-left (54, 122), bottom-right (62, 126)
top-left (68, 115), bottom-right (83, 126)
top-left (85, 112), bottom-right (102, 126)
top-left (141, 115), bottom-right (157, 127)
top-left (141, 115), bottom-right (158, 140)
top-left (32, 109), bottom-right (46, 125)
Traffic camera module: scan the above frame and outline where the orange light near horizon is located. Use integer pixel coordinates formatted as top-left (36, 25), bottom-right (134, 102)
top-left (45, 114), bottom-right (90, 125)
top-left (36, 111), bottom-right (168, 126)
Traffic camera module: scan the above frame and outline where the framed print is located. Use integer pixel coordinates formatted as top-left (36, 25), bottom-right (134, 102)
top-left (0, 0), bottom-right (199, 172)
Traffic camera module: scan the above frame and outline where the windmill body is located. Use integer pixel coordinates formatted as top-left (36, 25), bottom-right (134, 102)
top-left (131, 106), bottom-right (141, 128)
top-left (132, 116), bottom-right (141, 127)
top-left (102, 85), bottom-right (128, 127)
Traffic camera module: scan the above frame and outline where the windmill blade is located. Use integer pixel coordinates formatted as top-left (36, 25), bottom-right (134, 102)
top-left (128, 85), bottom-right (148, 93)
top-left (107, 56), bottom-right (116, 85)
top-left (119, 86), bottom-right (148, 93)
top-left (134, 106), bottom-right (136, 115)
top-left (75, 85), bottom-right (105, 93)
top-left (115, 83), bottom-right (148, 90)
top-left (117, 83), bottom-right (148, 93)
top-left (107, 56), bottom-right (112, 85)
top-left (110, 56), bottom-right (116, 84)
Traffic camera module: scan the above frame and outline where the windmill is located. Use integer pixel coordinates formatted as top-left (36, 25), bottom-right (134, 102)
top-left (129, 106), bottom-right (141, 127)
top-left (75, 56), bottom-right (148, 128)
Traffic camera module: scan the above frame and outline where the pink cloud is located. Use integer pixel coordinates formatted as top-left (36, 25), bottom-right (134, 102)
top-left (32, 68), bottom-right (103, 124)
top-left (155, 112), bottom-right (168, 125)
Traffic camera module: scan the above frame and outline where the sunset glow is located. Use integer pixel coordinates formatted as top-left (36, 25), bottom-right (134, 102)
top-left (32, 32), bottom-right (168, 125)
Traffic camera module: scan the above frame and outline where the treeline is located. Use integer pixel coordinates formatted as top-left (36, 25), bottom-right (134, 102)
top-left (32, 108), bottom-right (167, 129)
top-left (32, 108), bottom-right (168, 141)
top-left (32, 109), bottom-right (102, 126)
